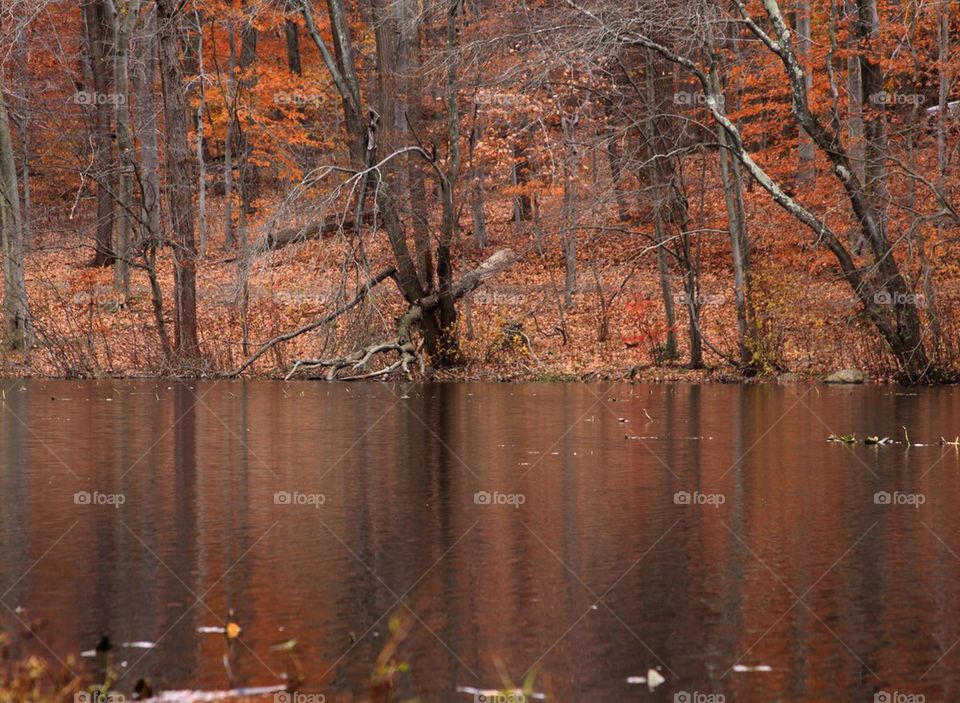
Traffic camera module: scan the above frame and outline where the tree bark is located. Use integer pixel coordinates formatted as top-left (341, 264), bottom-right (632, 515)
top-left (82, 0), bottom-right (116, 266)
top-left (711, 66), bottom-right (753, 368)
top-left (113, 0), bottom-right (139, 294)
top-left (561, 114), bottom-right (579, 306)
top-left (237, 4), bottom-right (259, 212)
top-left (157, 0), bottom-right (200, 359)
top-left (400, 0), bottom-right (433, 289)
top-left (284, 16), bottom-right (302, 74)
top-left (795, 0), bottom-right (815, 183)
top-left (133, 3), bottom-right (161, 242)
top-left (0, 87), bottom-right (29, 350)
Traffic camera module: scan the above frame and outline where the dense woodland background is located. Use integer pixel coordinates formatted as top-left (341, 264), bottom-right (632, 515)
top-left (0, 0), bottom-right (957, 381)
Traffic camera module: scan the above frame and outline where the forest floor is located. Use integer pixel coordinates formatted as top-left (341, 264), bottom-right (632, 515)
top-left (6, 192), bottom-right (958, 383)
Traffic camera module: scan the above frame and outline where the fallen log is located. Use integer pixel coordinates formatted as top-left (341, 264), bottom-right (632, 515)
top-left (265, 220), bottom-right (343, 250)
top-left (265, 211), bottom-right (379, 250)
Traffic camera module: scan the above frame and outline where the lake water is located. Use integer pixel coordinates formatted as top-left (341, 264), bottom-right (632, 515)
top-left (2, 380), bottom-right (960, 701)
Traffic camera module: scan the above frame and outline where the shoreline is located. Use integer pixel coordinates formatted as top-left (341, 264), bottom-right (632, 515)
top-left (0, 365), bottom-right (914, 385)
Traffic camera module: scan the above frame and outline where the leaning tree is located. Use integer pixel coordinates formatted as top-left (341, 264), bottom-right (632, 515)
top-left (563, 0), bottom-right (957, 382)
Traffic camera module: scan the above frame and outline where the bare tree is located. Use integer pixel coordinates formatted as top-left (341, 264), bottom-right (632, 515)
top-left (157, 0), bottom-right (199, 359)
top-left (81, 0), bottom-right (116, 266)
top-left (112, 0), bottom-right (139, 294)
top-left (0, 84), bottom-right (29, 350)
top-left (564, 0), bottom-right (944, 381)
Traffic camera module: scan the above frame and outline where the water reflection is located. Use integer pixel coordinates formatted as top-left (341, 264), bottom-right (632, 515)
top-left (0, 381), bottom-right (959, 701)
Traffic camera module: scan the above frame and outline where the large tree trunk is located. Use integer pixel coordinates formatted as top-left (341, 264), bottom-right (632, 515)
top-left (795, 0), bottom-right (815, 183)
top-left (157, 0), bottom-right (200, 359)
top-left (237, 5), bottom-right (259, 211)
top-left (644, 53), bottom-right (701, 367)
top-left (560, 114), bottom-right (579, 306)
top-left (81, 0), bottom-right (116, 266)
top-left (928, 0), bottom-right (951, 360)
top-left (856, 0), bottom-right (888, 240)
top-left (435, 0), bottom-right (462, 362)
top-left (468, 101), bottom-right (487, 248)
top-left (711, 66), bottom-right (754, 368)
top-left (844, 0), bottom-right (865, 188)
top-left (132, 3), bottom-right (170, 359)
top-left (0, 87), bottom-right (29, 350)
top-left (284, 9), bottom-right (302, 75)
top-left (14, 24), bottom-right (30, 251)
top-left (133, 3), bottom-right (161, 242)
top-left (511, 130), bottom-right (533, 226)
top-left (113, 0), bottom-right (139, 294)
top-left (223, 27), bottom-right (237, 248)
top-left (300, 0), bottom-right (463, 368)
top-left (400, 0), bottom-right (433, 289)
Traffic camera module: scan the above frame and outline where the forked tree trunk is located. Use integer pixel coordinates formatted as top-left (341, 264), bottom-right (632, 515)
top-left (299, 0), bottom-right (460, 367)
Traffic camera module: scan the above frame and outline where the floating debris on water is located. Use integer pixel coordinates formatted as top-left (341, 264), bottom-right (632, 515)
top-left (81, 640), bottom-right (155, 656)
top-left (827, 434), bottom-right (857, 444)
top-left (146, 685), bottom-right (287, 701)
top-left (626, 435), bottom-right (713, 441)
top-left (626, 668), bottom-right (665, 690)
